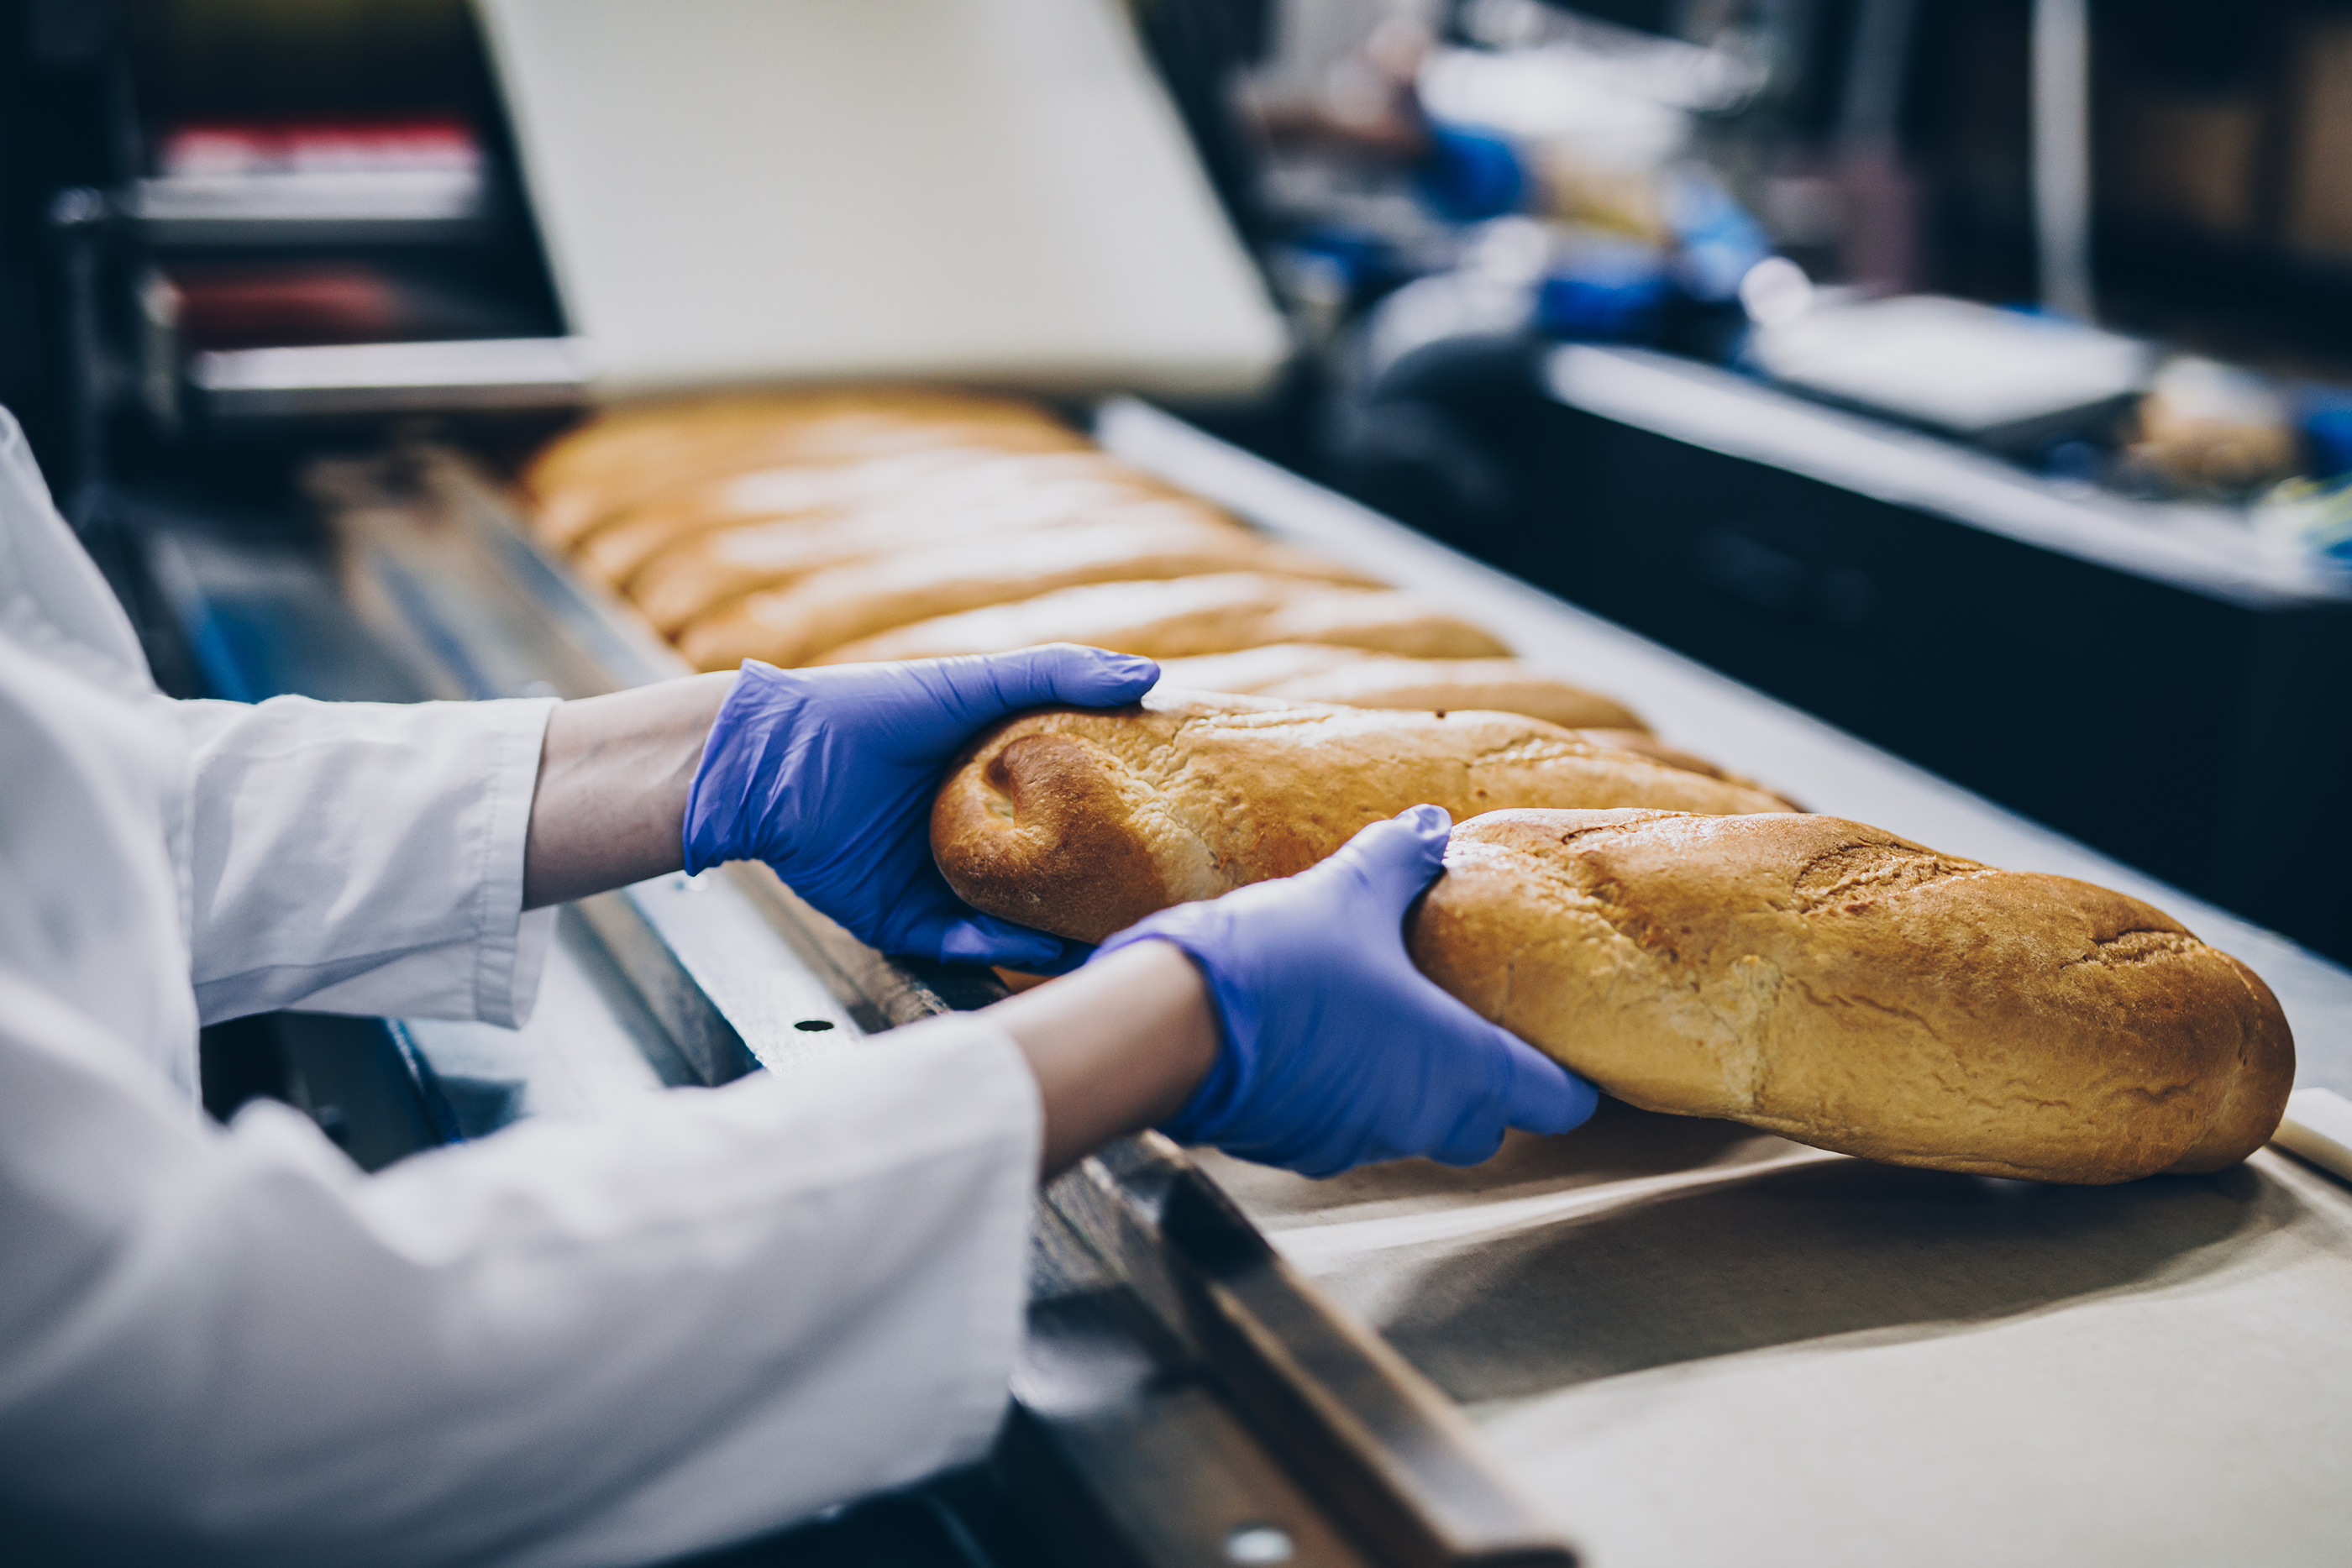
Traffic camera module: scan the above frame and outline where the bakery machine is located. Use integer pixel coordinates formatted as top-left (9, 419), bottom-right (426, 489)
top-left (24, 2), bottom-right (2352, 1564)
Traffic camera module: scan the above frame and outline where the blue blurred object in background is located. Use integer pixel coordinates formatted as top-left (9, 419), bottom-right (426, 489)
top-left (1419, 122), bottom-right (1526, 223)
top-left (1287, 226), bottom-right (1404, 296)
top-left (2302, 402), bottom-right (2352, 480)
top-left (1664, 170), bottom-right (1772, 304)
top-left (1535, 237), bottom-right (1669, 341)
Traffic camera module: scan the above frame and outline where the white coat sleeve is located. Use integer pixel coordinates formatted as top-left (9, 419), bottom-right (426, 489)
top-left (169, 693), bottom-right (563, 1027)
top-left (0, 974), bottom-right (1041, 1568)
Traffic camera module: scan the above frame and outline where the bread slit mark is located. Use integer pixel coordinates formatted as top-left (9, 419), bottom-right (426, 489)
top-left (2080, 928), bottom-right (2206, 965)
top-left (1790, 979), bottom-right (1949, 1043)
top-left (1788, 840), bottom-right (1986, 915)
top-left (1543, 812), bottom-right (1677, 851)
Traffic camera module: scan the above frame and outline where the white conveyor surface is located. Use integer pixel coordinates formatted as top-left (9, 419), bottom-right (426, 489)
top-left (1100, 398), bottom-right (2352, 1568)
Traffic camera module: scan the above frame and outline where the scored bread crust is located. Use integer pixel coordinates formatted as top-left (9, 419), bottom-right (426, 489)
top-left (528, 393), bottom-right (1082, 547)
top-left (1408, 809), bottom-right (2295, 1183)
top-left (1150, 643), bottom-right (1383, 692)
top-left (1256, 657), bottom-right (1647, 732)
top-left (580, 450), bottom-right (1164, 588)
top-left (816, 573), bottom-right (1512, 668)
top-left (931, 693), bottom-right (1794, 943)
top-left (631, 492), bottom-right (1233, 632)
top-left (676, 522), bottom-right (1378, 670)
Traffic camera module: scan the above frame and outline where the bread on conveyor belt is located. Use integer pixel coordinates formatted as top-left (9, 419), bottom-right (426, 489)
top-left (579, 449), bottom-right (1164, 587)
top-left (1274, 658), bottom-right (1647, 732)
top-left (1567, 728), bottom-right (1798, 808)
top-left (547, 415), bottom-right (1084, 549)
top-left (1407, 809), bottom-right (2296, 1183)
top-left (1148, 642), bottom-right (1383, 692)
top-left (1153, 651), bottom-right (1793, 800)
top-left (527, 390), bottom-right (1084, 547)
top-left (675, 523), bottom-right (1381, 671)
top-left (633, 490), bottom-right (1244, 633)
top-left (816, 573), bottom-right (1514, 667)
top-left (930, 692), bottom-right (1793, 943)
top-left (1154, 646), bottom-right (1647, 733)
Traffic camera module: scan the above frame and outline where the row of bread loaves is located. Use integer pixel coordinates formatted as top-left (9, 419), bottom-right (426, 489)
top-left (525, 393), bottom-right (2294, 1184)
top-left (520, 388), bottom-right (1674, 753)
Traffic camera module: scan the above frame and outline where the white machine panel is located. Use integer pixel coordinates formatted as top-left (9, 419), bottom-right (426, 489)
top-left (477, 0), bottom-right (1286, 400)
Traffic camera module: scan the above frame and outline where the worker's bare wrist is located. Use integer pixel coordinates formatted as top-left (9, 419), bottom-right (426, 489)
top-left (521, 671), bottom-right (738, 909)
top-left (990, 941), bottom-right (1221, 1178)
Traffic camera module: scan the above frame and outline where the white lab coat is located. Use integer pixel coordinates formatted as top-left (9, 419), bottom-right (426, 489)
top-left (0, 409), bottom-right (1040, 1566)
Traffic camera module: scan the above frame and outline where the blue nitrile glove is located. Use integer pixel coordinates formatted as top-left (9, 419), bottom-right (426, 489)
top-left (683, 646), bottom-right (1158, 970)
top-left (1093, 805), bottom-right (1599, 1177)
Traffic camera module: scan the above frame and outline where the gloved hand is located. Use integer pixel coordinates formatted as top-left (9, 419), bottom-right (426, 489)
top-left (1093, 805), bottom-right (1598, 1177)
top-left (684, 646), bottom-right (1158, 970)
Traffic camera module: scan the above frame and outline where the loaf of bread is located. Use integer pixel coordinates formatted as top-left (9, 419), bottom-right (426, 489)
top-left (1407, 809), bottom-right (2294, 1183)
top-left (554, 416), bottom-right (1083, 549)
top-left (818, 573), bottom-right (1513, 667)
top-left (931, 693), bottom-right (1793, 941)
top-left (1153, 650), bottom-right (1780, 802)
top-left (635, 491), bottom-right (1247, 633)
top-left (1271, 658), bottom-right (1646, 732)
top-left (1153, 646), bottom-right (1646, 732)
top-left (527, 391), bottom-right (1082, 546)
top-left (1148, 643), bottom-right (1383, 692)
top-left (1565, 729), bottom-right (1795, 806)
top-left (580, 449), bottom-right (1162, 587)
top-left (675, 523), bottom-right (1379, 671)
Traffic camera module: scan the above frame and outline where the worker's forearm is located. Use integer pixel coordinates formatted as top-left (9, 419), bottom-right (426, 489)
top-left (522, 673), bottom-right (736, 909)
top-left (988, 941), bottom-right (1220, 1178)
top-left (522, 672), bottom-right (1221, 1176)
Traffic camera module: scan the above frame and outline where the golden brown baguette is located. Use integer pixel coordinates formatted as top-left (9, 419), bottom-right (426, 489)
top-left (580, 449), bottom-right (1163, 587)
top-left (1146, 650), bottom-right (1782, 801)
top-left (675, 525), bottom-right (1378, 671)
top-left (1408, 809), bottom-right (2295, 1183)
top-left (549, 416), bottom-right (1082, 548)
top-left (1567, 729), bottom-right (1799, 808)
top-left (632, 491), bottom-right (1244, 633)
top-left (816, 573), bottom-right (1512, 668)
top-left (1149, 643), bottom-right (1381, 691)
top-left (526, 389), bottom-right (1070, 521)
top-left (931, 693), bottom-right (1793, 942)
top-left (1260, 656), bottom-right (1645, 732)
top-left (528, 392), bottom-right (1082, 547)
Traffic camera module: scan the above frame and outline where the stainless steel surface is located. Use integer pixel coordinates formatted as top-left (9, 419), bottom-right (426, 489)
top-left (1048, 1138), bottom-right (1573, 1568)
top-left (127, 170), bottom-right (490, 249)
top-left (1011, 1205), bottom-right (1377, 1568)
top-left (1541, 345), bottom-right (2352, 606)
top-left (192, 337), bottom-right (594, 421)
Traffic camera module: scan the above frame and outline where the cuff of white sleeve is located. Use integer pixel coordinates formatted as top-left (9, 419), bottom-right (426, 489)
top-left (909, 1015), bottom-right (1041, 1469)
top-left (472, 696), bottom-right (560, 1029)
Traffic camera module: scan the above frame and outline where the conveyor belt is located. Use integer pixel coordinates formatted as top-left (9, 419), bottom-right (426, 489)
top-left (284, 408), bottom-right (2352, 1568)
top-left (308, 438), bottom-right (1578, 1568)
top-left (1094, 402), bottom-right (2352, 1568)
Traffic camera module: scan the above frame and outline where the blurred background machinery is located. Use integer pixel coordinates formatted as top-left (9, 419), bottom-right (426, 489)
top-left (10, 0), bottom-right (2348, 967)
top-left (1234, 0), bottom-right (2352, 964)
